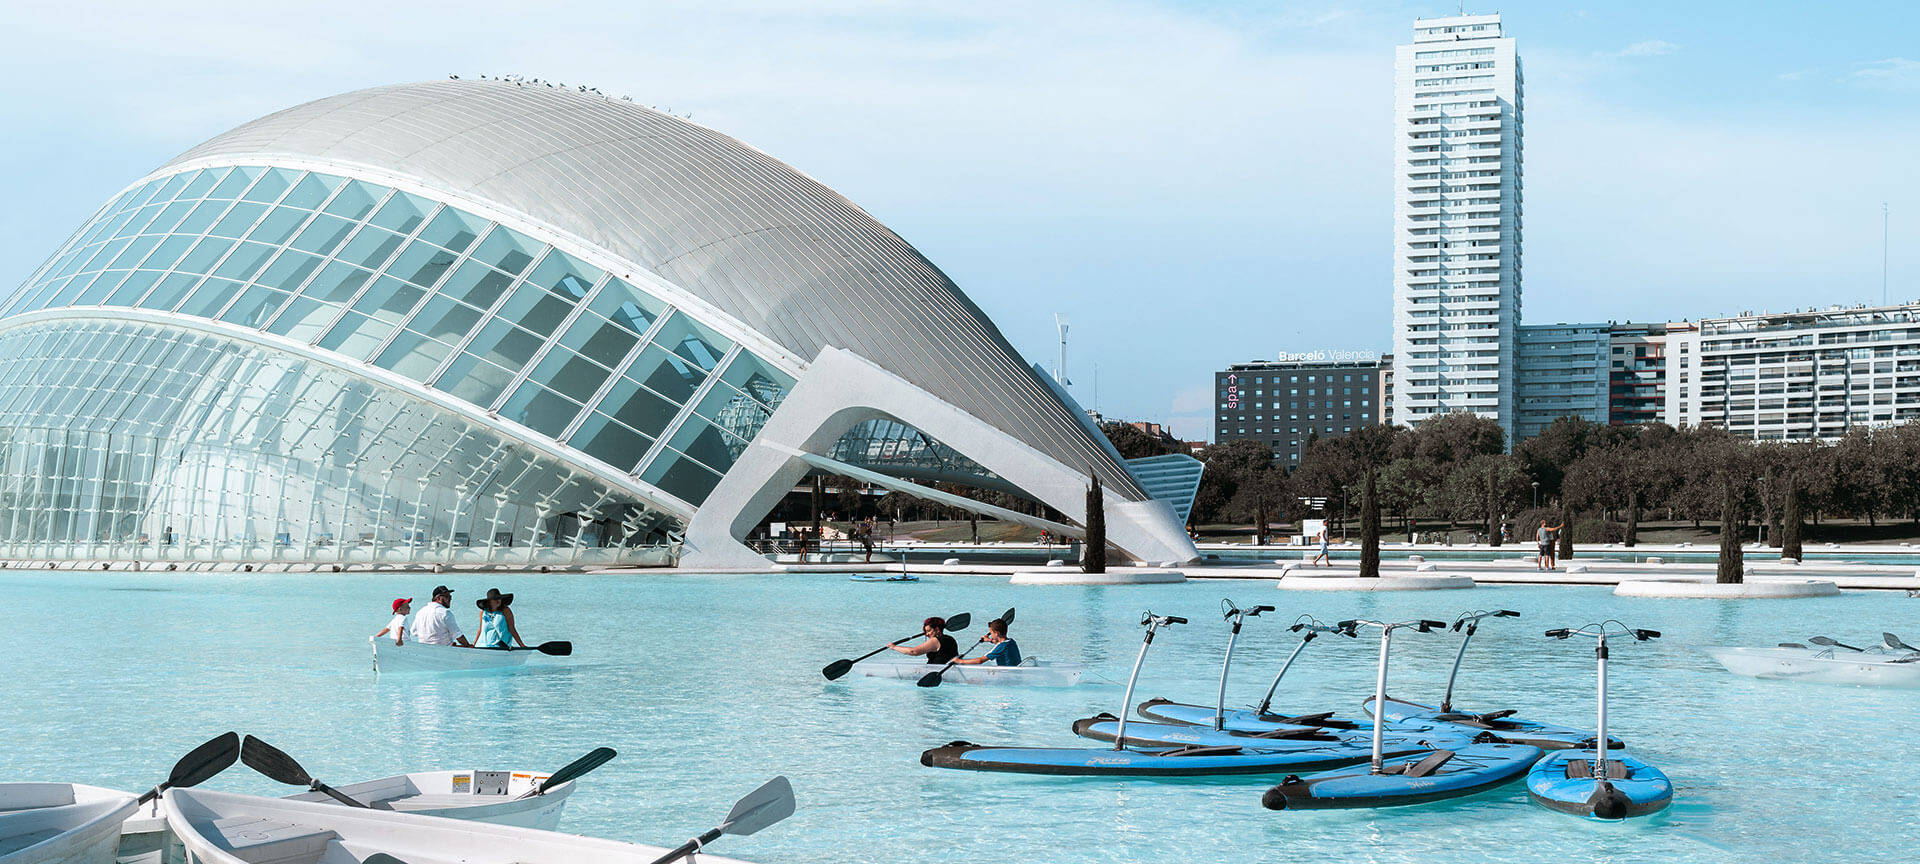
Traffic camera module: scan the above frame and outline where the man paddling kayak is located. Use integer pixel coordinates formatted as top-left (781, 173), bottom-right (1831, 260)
top-left (410, 586), bottom-right (471, 647)
top-left (888, 616), bottom-right (959, 663)
top-left (953, 617), bottom-right (1022, 667)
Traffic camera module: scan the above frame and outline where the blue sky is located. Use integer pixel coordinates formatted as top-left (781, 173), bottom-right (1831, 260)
top-left (2, 1), bottom-right (1916, 440)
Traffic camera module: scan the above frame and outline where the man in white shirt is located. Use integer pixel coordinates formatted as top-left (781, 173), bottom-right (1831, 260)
top-left (374, 597), bottom-right (411, 645)
top-left (409, 586), bottom-right (471, 647)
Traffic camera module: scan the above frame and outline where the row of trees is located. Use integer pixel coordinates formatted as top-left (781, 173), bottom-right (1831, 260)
top-left (1173, 413), bottom-right (1920, 583)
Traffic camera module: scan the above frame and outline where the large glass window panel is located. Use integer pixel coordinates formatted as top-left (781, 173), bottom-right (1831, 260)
top-left (51, 271), bottom-right (119, 308)
top-left (373, 330), bottom-right (456, 382)
top-left (338, 226), bottom-right (404, 270)
top-left (524, 249), bottom-right (601, 301)
top-left (208, 166), bottom-right (262, 199)
top-left (641, 450), bottom-right (722, 506)
top-left (469, 226), bottom-right (539, 275)
top-left (212, 242), bottom-right (275, 282)
top-left (349, 276), bottom-right (424, 325)
top-left (178, 168), bottom-right (224, 199)
top-left (434, 352), bottom-right (517, 407)
top-left (596, 375), bottom-right (681, 438)
top-left (417, 208), bottom-right (486, 253)
top-left (569, 412), bottom-right (654, 472)
top-left (557, 311), bottom-right (640, 368)
top-left (145, 201), bottom-right (196, 235)
top-left (174, 199), bottom-right (232, 236)
top-left (290, 214), bottom-right (356, 256)
top-left (151, 171), bottom-right (195, 202)
top-left (316, 311), bottom-right (394, 360)
top-left (530, 349), bottom-right (611, 404)
top-left (625, 343), bottom-right (704, 403)
top-left (280, 172), bottom-right (341, 210)
top-left (465, 318), bottom-right (544, 371)
top-left (438, 259), bottom-right (516, 309)
top-left (178, 278), bottom-right (242, 319)
top-left (107, 235), bottom-right (162, 270)
top-left (139, 234), bottom-right (197, 272)
top-left (370, 192), bottom-right (433, 234)
top-left (500, 381), bottom-right (582, 438)
top-left (219, 284), bottom-right (291, 329)
top-left (248, 206), bottom-right (310, 246)
top-left (691, 381), bottom-right (771, 445)
top-left (495, 284), bottom-right (575, 337)
top-left (208, 201), bottom-right (267, 238)
top-left (302, 262), bottom-right (373, 304)
top-left (649, 312), bottom-right (730, 372)
top-left (255, 251), bottom-right (322, 293)
top-left (136, 273), bottom-right (203, 311)
top-left (122, 204), bottom-right (167, 236)
top-left (76, 237), bottom-right (132, 274)
top-left (408, 295), bottom-right (484, 343)
top-left (242, 168), bottom-right (297, 203)
top-left (98, 271), bottom-right (158, 307)
top-left (322, 181), bottom-right (381, 220)
top-left (668, 417), bottom-right (750, 475)
top-left (591, 278), bottom-right (666, 332)
top-left (264, 295), bottom-right (334, 343)
top-left (385, 241), bottom-right (459, 289)
top-left (174, 237), bottom-right (235, 276)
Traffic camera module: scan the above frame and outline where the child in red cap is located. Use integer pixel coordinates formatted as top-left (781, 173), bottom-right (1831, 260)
top-left (374, 598), bottom-right (412, 645)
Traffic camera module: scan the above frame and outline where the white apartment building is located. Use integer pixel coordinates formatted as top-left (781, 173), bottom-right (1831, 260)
top-left (1665, 303), bottom-right (1920, 440)
top-left (1390, 13), bottom-right (1524, 441)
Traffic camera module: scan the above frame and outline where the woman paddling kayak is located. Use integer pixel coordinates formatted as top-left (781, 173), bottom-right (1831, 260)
top-left (476, 588), bottom-right (529, 649)
top-left (888, 616), bottom-right (959, 663)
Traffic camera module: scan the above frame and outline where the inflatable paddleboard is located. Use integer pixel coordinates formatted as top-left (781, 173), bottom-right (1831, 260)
top-left (1071, 714), bottom-right (1474, 752)
top-left (1526, 749), bottom-right (1671, 820)
top-left (1365, 696), bottom-right (1619, 750)
top-left (921, 741), bottom-right (1386, 777)
top-left (849, 574), bottom-right (919, 582)
top-left (1261, 742), bottom-right (1542, 809)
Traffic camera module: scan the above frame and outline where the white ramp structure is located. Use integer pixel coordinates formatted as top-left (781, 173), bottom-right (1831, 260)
top-left (0, 79), bottom-right (1198, 570)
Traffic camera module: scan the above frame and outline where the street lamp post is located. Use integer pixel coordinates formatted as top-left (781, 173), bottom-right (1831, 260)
top-left (1531, 481), bottom-right (1540, 509)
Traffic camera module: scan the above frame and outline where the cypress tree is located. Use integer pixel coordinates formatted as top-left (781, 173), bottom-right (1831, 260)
top-left (1083, 469), bottom-right (1107, 574)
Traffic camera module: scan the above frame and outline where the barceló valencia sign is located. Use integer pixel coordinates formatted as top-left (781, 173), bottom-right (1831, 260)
top-left (1274, 350), bottom-right (1379, 363)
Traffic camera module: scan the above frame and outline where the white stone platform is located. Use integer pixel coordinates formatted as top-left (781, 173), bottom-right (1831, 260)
top-left (1276, 571), bottom-right (1475, 591)
top-left (1614, 579), bottom-right (1841, 599)
top-left (1009, 568), bottom-right (1186, 585)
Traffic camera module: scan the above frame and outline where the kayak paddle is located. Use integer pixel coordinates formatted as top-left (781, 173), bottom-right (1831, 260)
top-left (528, 641), bottom-right (572, 656)
top-left (1809, 636), bottom-right (1862, 652)
top-left (136, 731), bottom-right (240, 804)
top-left (822, 611), bottom-right (972, 680)
top-left (1885, 633), bottom-right (1918, 652)
top-left (1778, 642), bottom-right (1809, 649)
top-left (517, 747), bottom-right (617, 799)
top-left (240, 735), bottom-right (368, 808)
top-left (645, 776), bottom-right (795, 864)
top-left (919, 608), bottom-right (1016, 687)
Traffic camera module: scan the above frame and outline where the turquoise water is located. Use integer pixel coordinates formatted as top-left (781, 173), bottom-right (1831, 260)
top-left (3, 570), bottom-right (1915, 862)
top-left (1205, 546), bottom-right (1920, 566)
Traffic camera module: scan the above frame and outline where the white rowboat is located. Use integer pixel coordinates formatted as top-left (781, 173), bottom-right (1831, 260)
top-left (370, 639), bottom-right (544, 674)
top-left (282, 770), bottom-right (572, 830)
top-left (164, 788), bottom-right (764, 864)
top-left (1706, 645), bottom-right (1920, 687)
top-left (0, 783), bottom-right (137, 864)
top-left (855, 659), bottom-right (1088, 686)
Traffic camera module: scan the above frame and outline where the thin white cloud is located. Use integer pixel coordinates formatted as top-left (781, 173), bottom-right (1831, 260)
top-left (1615, 39), bottom-right (1679, 58)
top-left (1849, 57), bottom-right (1920, 91)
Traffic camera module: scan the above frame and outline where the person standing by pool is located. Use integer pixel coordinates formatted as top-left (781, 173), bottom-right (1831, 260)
top-left (475, 588), bottom-right (528, 649)
top-left (409, 586), bottom-right (471, 647)
top-left (953, 617), bottom-right (1021, 667)
top-left (887, 616), bottom-right (959, 664)
top-left (374, 598), bottom-right (411, 645)
top-left (1537, 519), bottom-right (1565, 571)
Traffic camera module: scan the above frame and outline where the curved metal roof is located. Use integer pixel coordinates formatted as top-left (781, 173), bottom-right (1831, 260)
top-left (161, 79), bottom-right (1144, 500)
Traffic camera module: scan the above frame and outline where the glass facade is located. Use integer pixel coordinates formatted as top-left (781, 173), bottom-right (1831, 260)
top-left (0, 321), bottom-right (682, 565)
top-left (6, 165), bottom-right (798, 521)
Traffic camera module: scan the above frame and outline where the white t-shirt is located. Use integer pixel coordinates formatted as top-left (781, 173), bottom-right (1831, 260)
top-left (382, 613), bottom-right (407, 643)
top-left (409, 601), bottom-right (465, 646)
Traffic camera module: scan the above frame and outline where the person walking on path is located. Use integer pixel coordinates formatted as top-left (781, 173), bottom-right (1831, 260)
top-left (1311, 529), bottom-right (1331, 567)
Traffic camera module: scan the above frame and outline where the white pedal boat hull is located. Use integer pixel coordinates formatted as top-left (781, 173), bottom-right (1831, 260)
top-left (164, 788), bottom-right (764, 864)
top-left (370, 639), bottom-right (545, 674)
top-left (282, 769), bottom-right (572, 830)
top-left (855, 659), bottom-right (1087, 686)
top-left (0, 783), bottom-right (137, 864)
top-left (1706, 646), bottom-right (1920, 687)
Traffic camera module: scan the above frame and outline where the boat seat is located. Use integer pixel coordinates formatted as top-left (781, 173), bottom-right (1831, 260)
top-left (1246, 727), bottom-right (1335, 740)
top-left (1564, 759), bottom-right (1629, 780)
top-left (1158, 745), bottom-right (1245, 757)
top-left (204, 816), bottom-right (340, 864)
top-left (1435, 709), bottom-right (1517, 726)
top-left (1396, 750), bottom-right (1456, 778)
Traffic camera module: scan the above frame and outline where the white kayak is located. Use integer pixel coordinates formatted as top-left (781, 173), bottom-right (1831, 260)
top-left (371, 639), bottom-right (546, 674)
top-left (283, 770), bottom-right (572, 830)
top-left (855, 659), bottom-right (1088, 687)
top-left (164, 788), bottom-right (765, 864)
top-left (1706, 646), bottom-right (1920, 687)
top-left (0, 783), bottom-right (137, 864)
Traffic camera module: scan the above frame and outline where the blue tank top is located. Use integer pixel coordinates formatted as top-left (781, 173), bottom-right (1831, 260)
top-left (478, 610), bottom-right (511, 647)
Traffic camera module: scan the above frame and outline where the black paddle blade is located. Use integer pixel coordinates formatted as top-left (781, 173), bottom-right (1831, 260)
top-left (364, 855), bottom-right (412, 864)
top-left (996, 607), bottom-right (1016, 626)
top-left (821, 658), bottom-right (855, 681)
top-left (534, 641), bottom-right (572, 656)
top-left (138, 731), bottom-right (239, 804)
top-left (946, 612), bottom-right (972, 632)
top-left (241, 735), bottom-right (315, 787)
top-left (530, 747), bottom-right (616, 796)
